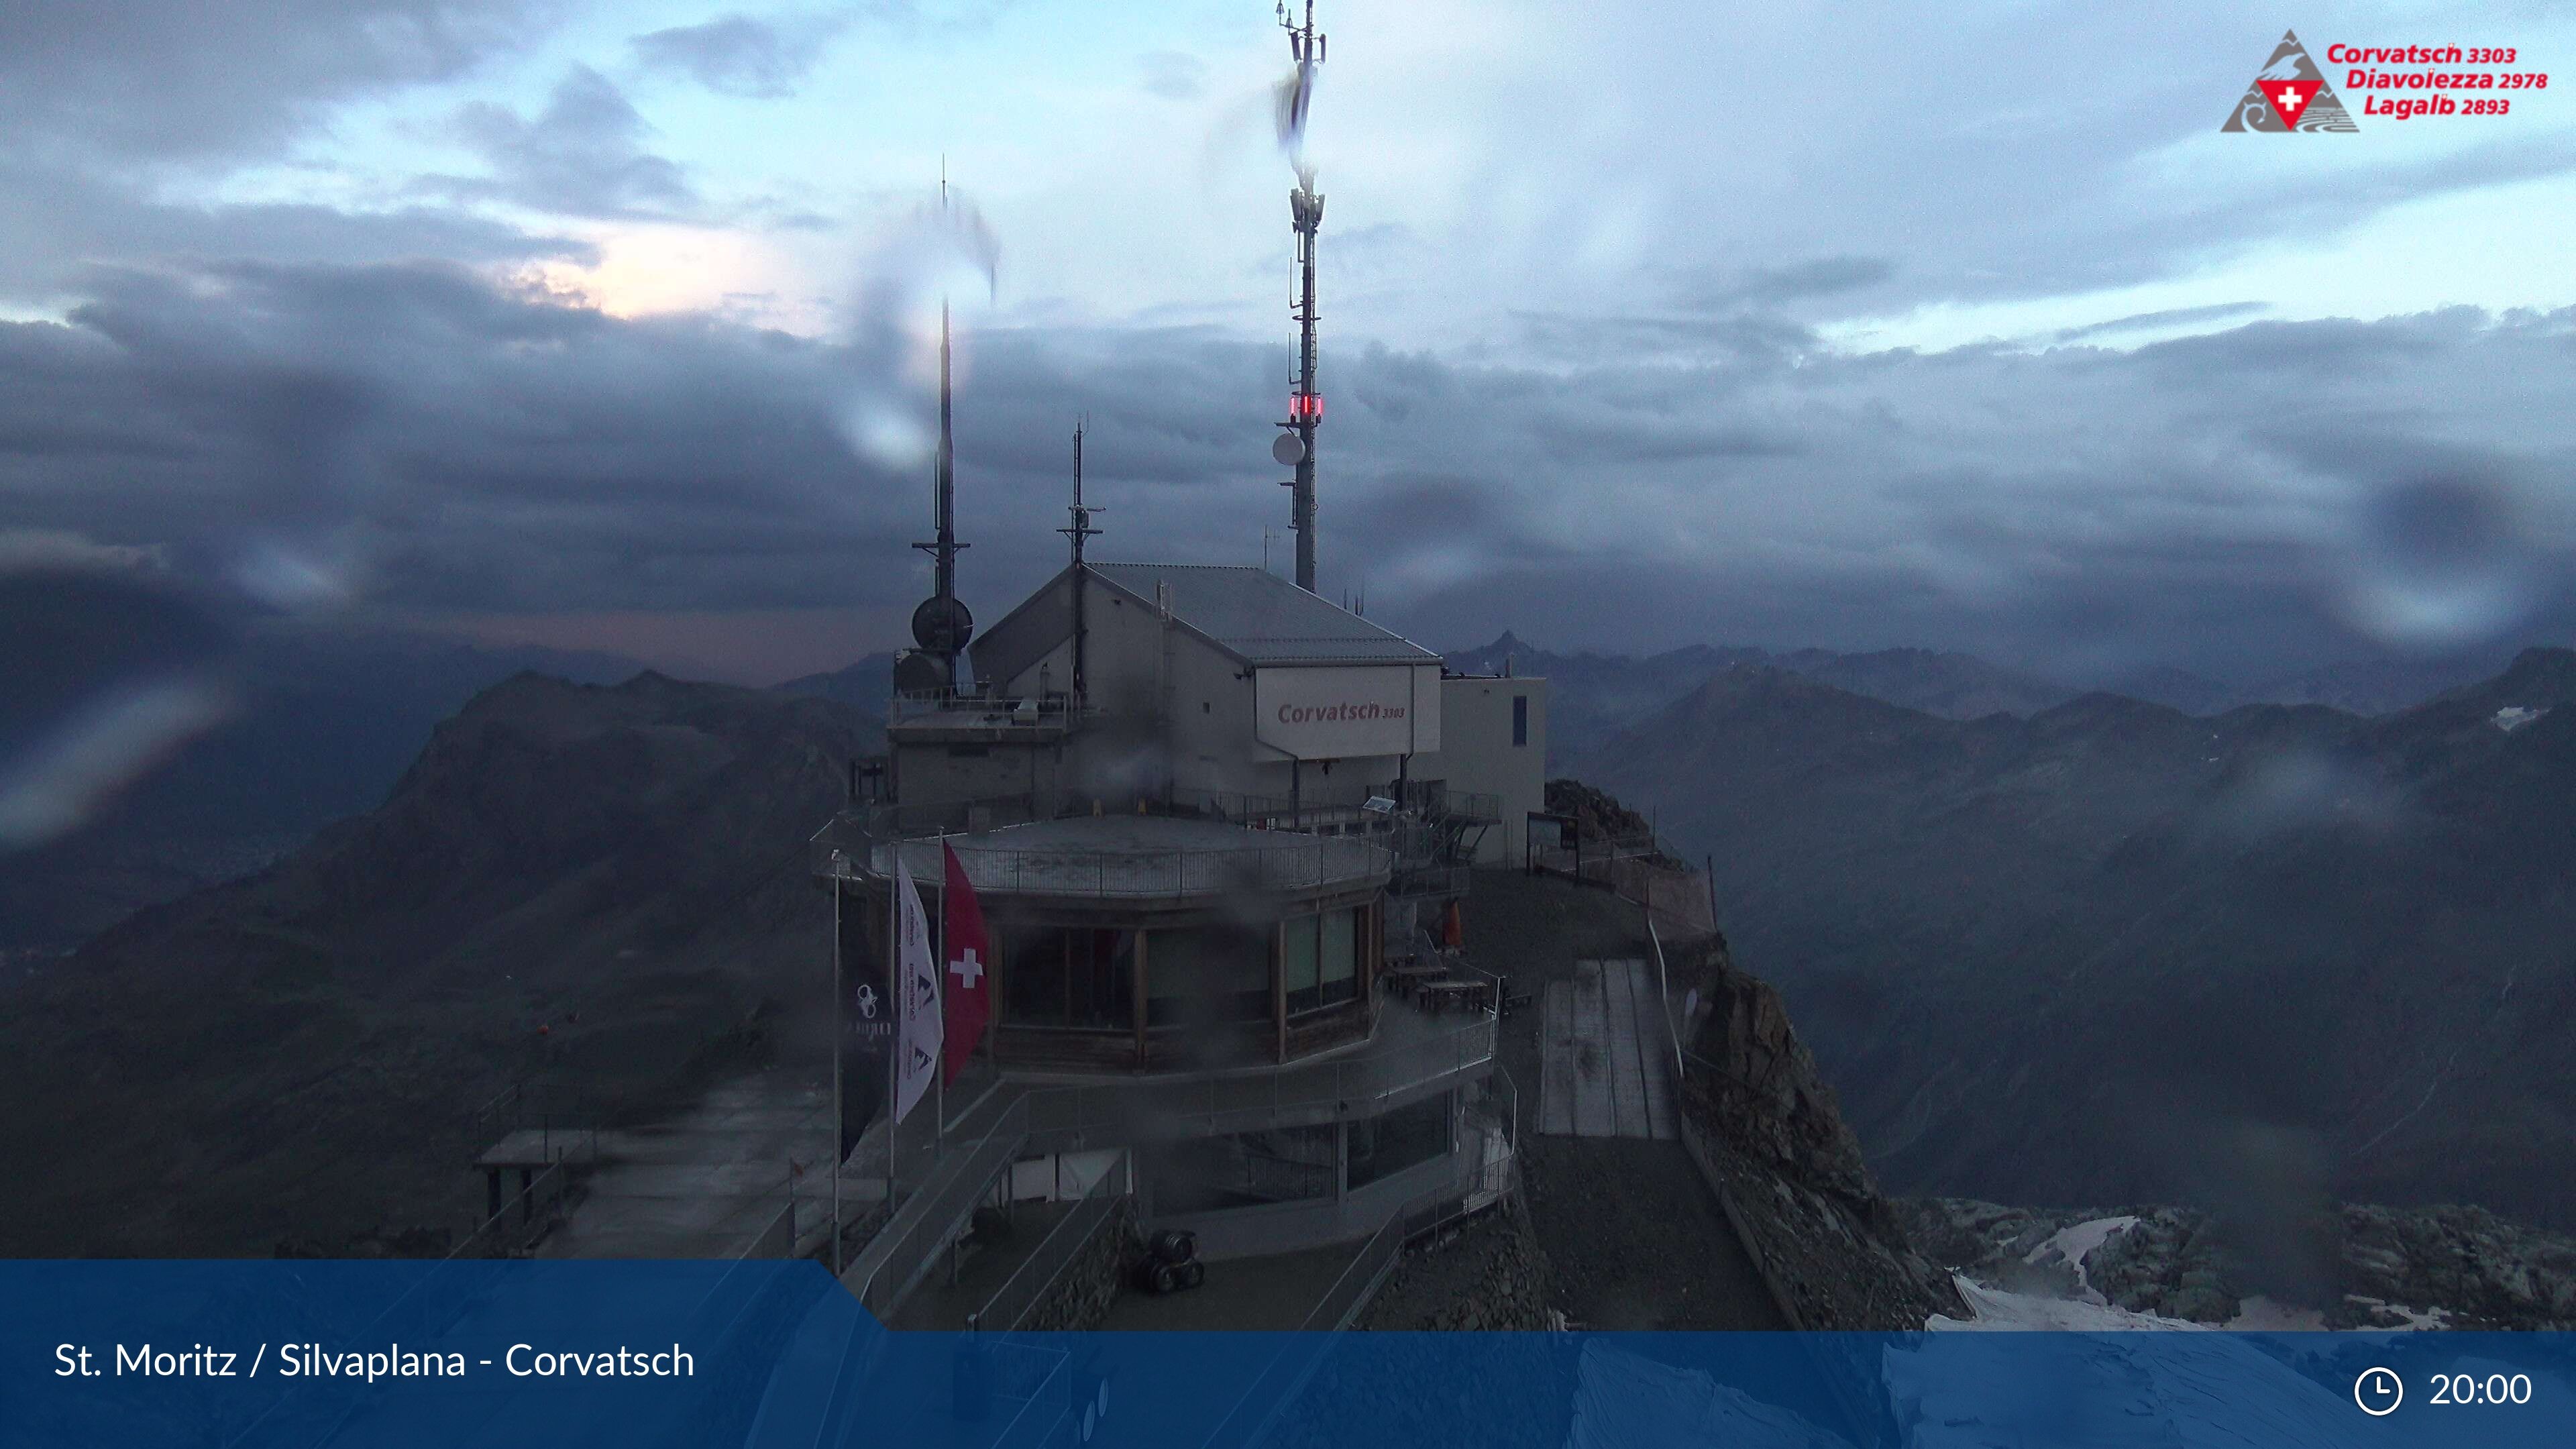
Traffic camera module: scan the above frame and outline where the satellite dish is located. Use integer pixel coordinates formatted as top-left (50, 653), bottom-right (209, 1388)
top-left (892, 650), bottom-right (949, 695)
top-left (1271, 432), bottom-right (1307, 466)
top-left (910, 594), bottom-right (975, 653)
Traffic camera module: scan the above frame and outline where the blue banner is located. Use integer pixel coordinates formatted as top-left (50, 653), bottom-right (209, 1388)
top-left (2, 1261), bottom-right (2572, 1447)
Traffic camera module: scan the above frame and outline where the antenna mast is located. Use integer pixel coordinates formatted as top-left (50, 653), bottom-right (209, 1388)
top-left (1059, 418), bottom-right (1105, 707)
top-left (907, 166), bottom-right (973, 687)
top-left (1277, 0), bottom-right (1326, 594)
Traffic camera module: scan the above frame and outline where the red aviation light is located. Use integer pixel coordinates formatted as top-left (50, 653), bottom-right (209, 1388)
top-left (1288, 392), bottom-right (1324, 423)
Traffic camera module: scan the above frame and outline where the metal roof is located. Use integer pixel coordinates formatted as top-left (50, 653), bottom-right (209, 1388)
top-left (1088, 563), bottom-right (1438, 666)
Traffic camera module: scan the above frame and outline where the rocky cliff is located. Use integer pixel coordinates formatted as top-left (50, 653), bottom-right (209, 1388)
top-left (1666, 927), bottom-right (1968, 1330)
top-left (1904, 1196), bottom-right (2576, 1330)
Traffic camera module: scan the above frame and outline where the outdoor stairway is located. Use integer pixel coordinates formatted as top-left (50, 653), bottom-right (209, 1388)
top-left (838, 1084), bottom-right (1032, 1321)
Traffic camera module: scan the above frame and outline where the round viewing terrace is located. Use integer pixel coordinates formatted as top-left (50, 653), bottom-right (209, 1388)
top-left (867, 814), bottom-right (1390, 902)
top-left (818, 812), bottom-right (1399, 1073)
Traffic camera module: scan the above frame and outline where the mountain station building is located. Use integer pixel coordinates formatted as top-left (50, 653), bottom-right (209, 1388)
top-left (814, 560), bottom-right (1549, 1325)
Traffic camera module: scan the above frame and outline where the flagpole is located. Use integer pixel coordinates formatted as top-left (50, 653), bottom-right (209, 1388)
top-left (887, 871), bottom-right (900, 1213)
top-left (934, 846), bottom-right (947, 1149)
top-left (831, 883), bottom-right (843, 1277)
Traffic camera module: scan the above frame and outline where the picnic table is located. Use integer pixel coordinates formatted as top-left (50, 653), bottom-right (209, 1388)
top-left (1414, 977), bottom-right (1491, 1014)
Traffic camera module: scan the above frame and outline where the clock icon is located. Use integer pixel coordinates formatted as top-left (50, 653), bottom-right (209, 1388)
top-left (2355, 1366), bottom-right (2404, 1417)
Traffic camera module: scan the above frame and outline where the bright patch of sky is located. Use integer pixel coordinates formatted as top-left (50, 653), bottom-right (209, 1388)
top-left (74, 1), bottom-right (2576, 354)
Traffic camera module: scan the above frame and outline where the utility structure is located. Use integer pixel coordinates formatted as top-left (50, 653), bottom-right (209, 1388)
top-left (1057, 419), bottom-right (1104, 706)
top-left (1277, 0), bottom-right (1327, 594)
top-left (905, 222), bottom-right (973, 690)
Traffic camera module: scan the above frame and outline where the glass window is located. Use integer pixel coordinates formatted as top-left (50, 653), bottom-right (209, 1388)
top-left (1146, 922), bottom-right (1271, 1026)
top-left (1285, 910), bottom-right (1358, 1015)
top-left (1349, 1092), bottom-right (1450, 1187)
top-left (1002, 925), bottom-right (1134, 1030)
top-left (1512, 694), bottom-right (1527, 747)
top-left (1281, 914), bottom-right (1318, 1008)
top-left (1318, 908), bottom-right (1358, 1006)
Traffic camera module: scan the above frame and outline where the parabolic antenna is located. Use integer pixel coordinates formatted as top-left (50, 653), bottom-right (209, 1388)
top-left (910, 594), bottom-right (975, 653)
top-left (1271, 432), bottom-right (1307, 466)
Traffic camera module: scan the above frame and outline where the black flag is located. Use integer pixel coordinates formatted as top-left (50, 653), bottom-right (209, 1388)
top-left (837, 882), bottom-right (894, 1163)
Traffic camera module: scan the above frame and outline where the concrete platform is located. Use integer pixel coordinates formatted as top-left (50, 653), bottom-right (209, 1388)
top-left (1538, 959), bottom-right (1674, 1140)
top-left (535, 1071), bottom-right (830, 1259)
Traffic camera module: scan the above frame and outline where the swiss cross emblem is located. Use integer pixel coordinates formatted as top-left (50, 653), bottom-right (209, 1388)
top-left (2261, 78), bottom-right (2320, 127)
top-left (949, 947), bottom-right (984, 988)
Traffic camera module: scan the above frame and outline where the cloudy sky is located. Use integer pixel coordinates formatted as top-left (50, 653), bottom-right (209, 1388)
top-left (4, 0), bottom-right (2575, 685)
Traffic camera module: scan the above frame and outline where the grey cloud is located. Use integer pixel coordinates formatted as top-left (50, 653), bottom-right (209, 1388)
top-left (444, 66), bottom-right (694, 217)
top-left (0, 161), bottom-right (593, 305)
top-left (631, 13), bottom-right (851, 99)
top-left (1675, 256), bottom-right (1898, 311)
top-left (2053, 303), bottom-right (2265, 344)
top-left (1140, 50), bottom-right (1209, 101)
top-left (3, 256), bottom-right (2573, 688)
top-left (0, 1), bottom-right (551, 162)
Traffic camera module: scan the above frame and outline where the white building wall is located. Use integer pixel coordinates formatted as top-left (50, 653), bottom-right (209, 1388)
top-left (1412, 676), bottom-right (1548, 865)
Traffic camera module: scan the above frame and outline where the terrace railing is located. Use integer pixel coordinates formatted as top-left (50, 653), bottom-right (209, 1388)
top-left (1022, 1014), bottom-right (1495, 1146)
top-left (846, 1095), bottom-right (1033, 1320)
top-left (970, 1153), bottom-right (1133, 1334)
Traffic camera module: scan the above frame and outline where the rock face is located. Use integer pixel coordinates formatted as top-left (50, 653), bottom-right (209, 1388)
top-left (0, 670), bottom-right (881, 1256)
top-left (1668, 928), bottom-right (1967, 1330)
top-left (1903, 1196), bottom-right (2576, 1330)
top-left (1581, 648), bottom-right (2576, 1230)
top-left (1020, 1197), bottom-right (1136, 1333)
top-left (1358, 1205), bottom-right (1560, 1332)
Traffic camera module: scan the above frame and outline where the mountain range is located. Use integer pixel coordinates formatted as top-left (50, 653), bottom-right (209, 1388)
top-left (0, 672), bottom-right (880, 1254)
top-left (1445, 632), bottom-right (2514, 765)
top-left (1, 628), bottom-right (643, 953)
top-left (1573, 647), bottom-right (2576, 1235)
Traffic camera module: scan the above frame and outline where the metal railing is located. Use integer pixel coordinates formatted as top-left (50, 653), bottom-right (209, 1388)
top-left (820, 831), bottom-right (1395, 901)
top-left (1400, 780), bottom-right (1503, 824)
top-left (466, 1077), bottom-right (596, 1161)
top-left (971, 1153), bottom-right (1132, 1334)
top-left (451, 1162), bottom-right (570, 1259)
top-left (888, 688), bottom-right (1088, 726)
top-left (848, 1095), bottom-right (1033, 1319)
top-left (1022, 1014), bottom-right (1495, 1146)
top-left (1532, 835), bottom-right (1718, 938)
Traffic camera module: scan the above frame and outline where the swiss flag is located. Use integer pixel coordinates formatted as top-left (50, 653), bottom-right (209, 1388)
top-left (2261, 78), bottom-right (2321, 128)
top-left (940, 843), bottom-right (991, 1083)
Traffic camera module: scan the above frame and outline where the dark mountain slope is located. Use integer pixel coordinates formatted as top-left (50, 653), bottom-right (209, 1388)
top-left (1, 629), bottom-right (644, 952)
top-left (1576, 650), bottom-right (2576, 1230)
top-left (0, 672), bottom-right (880, 1255)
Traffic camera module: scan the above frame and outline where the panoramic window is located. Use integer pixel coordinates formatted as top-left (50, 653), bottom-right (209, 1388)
top-left (1000, 925), bottom-right (1134, 1030)
top-left (1144, 921), bottom-right (1270, 1026)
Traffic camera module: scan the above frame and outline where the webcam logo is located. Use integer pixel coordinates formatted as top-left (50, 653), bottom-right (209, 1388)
top-left (2223, 30), bottom-right (2361, 131)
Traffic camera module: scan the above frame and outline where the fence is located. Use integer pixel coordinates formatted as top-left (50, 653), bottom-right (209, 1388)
top-left (849, 1095), bottom-right (1033, 1320)
top-left (450, 1161), bottom-right (570, 1259)
top-left (1531, 833), bottom-right (1717, 939)
top-left (466, 1077), bottom-right (597, 1163)
top-left (1021, 1014), bottom-right (1495, 1146)
top-left (970, 1153), bottom-right (1133, 1334)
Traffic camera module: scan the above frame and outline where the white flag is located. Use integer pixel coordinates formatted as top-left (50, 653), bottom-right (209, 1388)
top-left (891, 855), bottom-right (943, 1124)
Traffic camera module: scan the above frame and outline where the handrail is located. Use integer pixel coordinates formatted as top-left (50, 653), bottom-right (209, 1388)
top-left (971, 1153), bottom-right (1132, 1334)
top-left (820, 833), bottom-right (1396, 900)
top-left (1021, 1014), bottom-right (1496, 1145)
top-left (847, 1096), bottom-right (1032, 1318)
top-left (449, 1161), bottom-right (569, 1260)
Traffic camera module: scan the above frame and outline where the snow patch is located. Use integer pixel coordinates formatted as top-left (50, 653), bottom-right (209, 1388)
top-left (1929, 1275), bottom-right (2205, 1332)
top-left (2022, 1214), bottom-right (2137, 1304)
top-left (2347, 1294), bottom-right (2453, 1330)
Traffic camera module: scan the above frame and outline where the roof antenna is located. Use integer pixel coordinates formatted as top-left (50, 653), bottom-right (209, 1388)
top-left (904, 162), bottom-right (972, 692)
top-left (1059, 416), bottom-right (1104, 708)
top-left (1272, 0), bottom-right (1326, 595)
